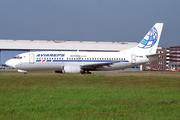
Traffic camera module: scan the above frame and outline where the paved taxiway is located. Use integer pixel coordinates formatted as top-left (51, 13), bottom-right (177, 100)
top-left (0, 70), bottom-right (180, 77)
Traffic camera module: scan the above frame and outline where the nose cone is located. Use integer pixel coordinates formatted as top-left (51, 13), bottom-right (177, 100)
top-left (5, 59), bottom-right (16, 68)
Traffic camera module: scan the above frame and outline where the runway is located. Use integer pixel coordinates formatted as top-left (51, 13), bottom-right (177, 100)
top-left (1, 70), bottom-right (180, 77)
top-left (92, 71), bottom-right (180, 77)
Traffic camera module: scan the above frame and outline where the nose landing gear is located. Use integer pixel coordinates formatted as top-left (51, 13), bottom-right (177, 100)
top-left (18, 69), bottom-right (27, 74)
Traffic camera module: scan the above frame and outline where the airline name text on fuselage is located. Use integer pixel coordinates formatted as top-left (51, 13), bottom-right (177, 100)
top-left (36, 54), bottom-right (65, 57)
top-left (70, 55), bottom-right (86, 57)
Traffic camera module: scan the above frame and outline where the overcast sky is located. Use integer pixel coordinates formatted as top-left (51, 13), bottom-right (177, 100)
top-left (0, 0), bottom-right (180, 48)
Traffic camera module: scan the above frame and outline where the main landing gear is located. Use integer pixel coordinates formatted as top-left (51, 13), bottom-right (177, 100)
top-left (81, 70), bottom-right (92, 74)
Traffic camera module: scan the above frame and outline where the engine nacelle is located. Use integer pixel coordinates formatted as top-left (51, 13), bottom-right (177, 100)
top-left (62, 65), bottom-right (82, 74)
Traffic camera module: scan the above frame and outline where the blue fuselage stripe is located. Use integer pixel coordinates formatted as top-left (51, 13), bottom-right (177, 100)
top-left (36, 60), bottom-right (129, 63)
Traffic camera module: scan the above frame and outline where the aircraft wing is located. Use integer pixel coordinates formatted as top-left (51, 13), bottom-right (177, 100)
top-left (81, 61), bottom-right (119, 70)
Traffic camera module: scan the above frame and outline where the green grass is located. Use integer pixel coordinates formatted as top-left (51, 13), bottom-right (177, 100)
top-left (0, 74), bottom-right (180, 120)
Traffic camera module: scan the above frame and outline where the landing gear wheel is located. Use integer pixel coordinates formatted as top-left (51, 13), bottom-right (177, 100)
top-left (81, 71), bottom-right (86, 74)
top-left (87, 71), bottom-right (92, 74)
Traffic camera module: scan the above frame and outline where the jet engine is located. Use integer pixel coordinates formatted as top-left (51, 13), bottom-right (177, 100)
top-left (62, 65), bottom-right (83, 73)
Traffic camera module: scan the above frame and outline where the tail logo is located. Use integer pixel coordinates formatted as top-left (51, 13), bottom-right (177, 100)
top-left (138, 27), bottom-right (158, 49)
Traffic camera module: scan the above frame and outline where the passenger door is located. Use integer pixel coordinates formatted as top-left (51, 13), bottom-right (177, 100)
top-left (29, 53), bottom-right (34, 64)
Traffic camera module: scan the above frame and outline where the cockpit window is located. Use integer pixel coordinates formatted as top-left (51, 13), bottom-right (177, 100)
top-left (13, 55), bottom-right (22, 59)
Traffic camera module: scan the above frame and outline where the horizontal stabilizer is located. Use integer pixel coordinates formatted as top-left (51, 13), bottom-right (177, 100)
top-left (146, 53), bottom-right (166, 57)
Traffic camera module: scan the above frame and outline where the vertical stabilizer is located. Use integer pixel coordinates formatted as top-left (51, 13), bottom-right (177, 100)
top-left (138, 23), bottom-right (163, 54)
top-left (123, 23), bottom-right (164, 55)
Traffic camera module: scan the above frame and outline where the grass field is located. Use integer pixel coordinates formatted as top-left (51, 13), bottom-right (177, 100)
top-left (0, 73), bottom-right (180, 120)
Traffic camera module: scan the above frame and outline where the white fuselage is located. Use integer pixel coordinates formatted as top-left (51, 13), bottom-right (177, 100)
top-left (5, 51), bottom-right (155, 72)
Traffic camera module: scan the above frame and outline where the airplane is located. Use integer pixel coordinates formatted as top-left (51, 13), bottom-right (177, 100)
top-left (5, 23), bottom-right (164, 74)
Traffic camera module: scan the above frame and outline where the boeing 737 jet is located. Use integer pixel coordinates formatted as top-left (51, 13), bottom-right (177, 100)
top-left (5, 23), bottom-right (164, 74)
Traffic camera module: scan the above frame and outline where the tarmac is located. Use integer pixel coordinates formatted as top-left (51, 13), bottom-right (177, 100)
top-left (0, 69), bottom-right (180, 77)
